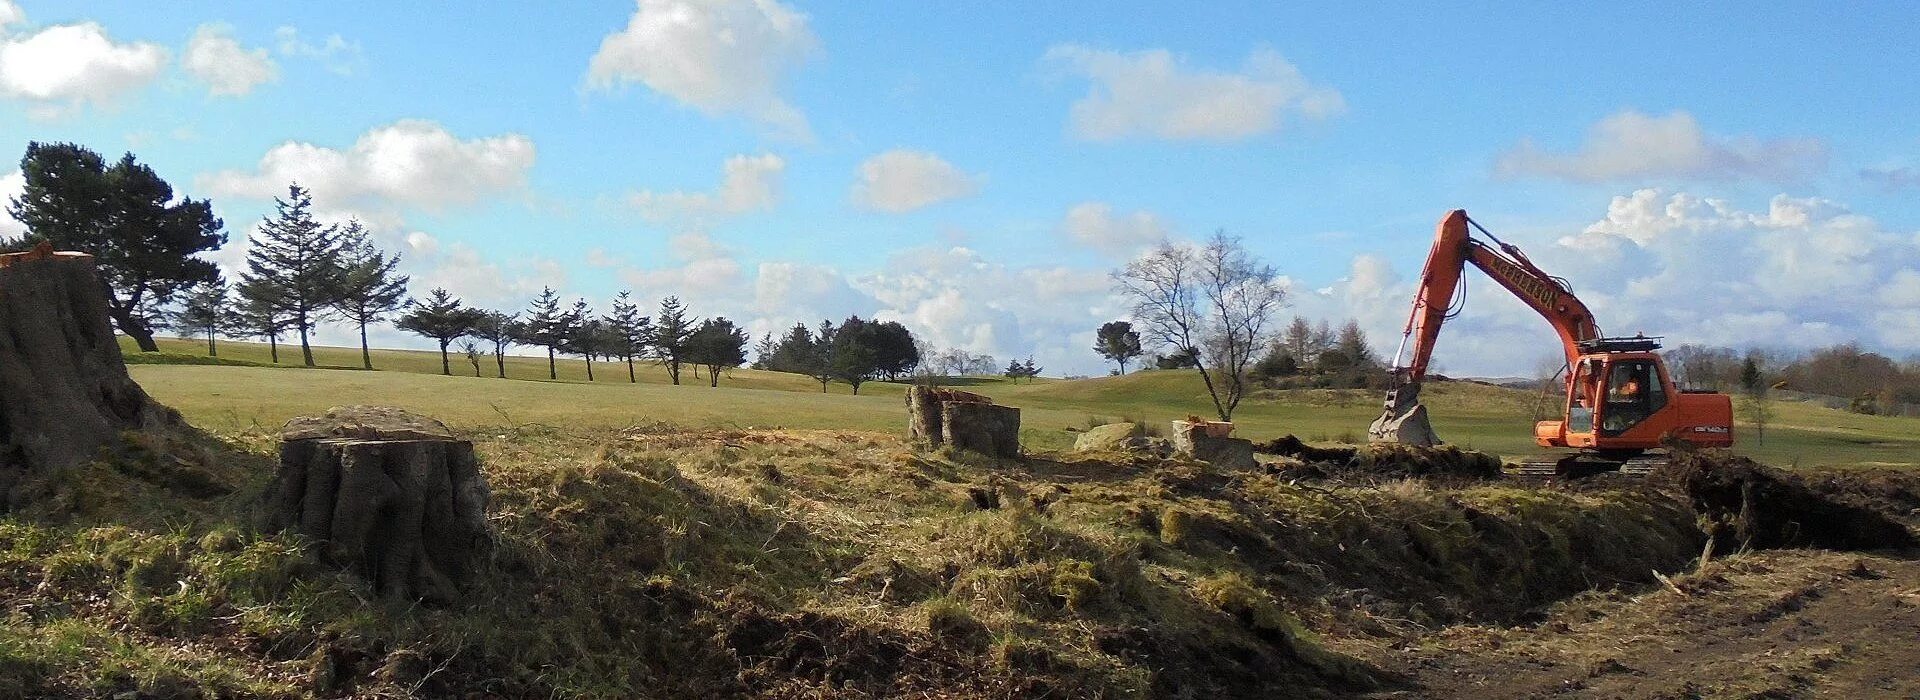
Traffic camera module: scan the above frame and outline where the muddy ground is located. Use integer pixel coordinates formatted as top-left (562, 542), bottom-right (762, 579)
top-left (1345, 550), bottom-right (1920, 699)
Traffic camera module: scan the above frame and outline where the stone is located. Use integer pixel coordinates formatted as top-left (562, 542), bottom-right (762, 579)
top-left (263, 407), bottom-right (491, 602)
top-left (0, 247), bottom-right (179, 503)
top-left (1073, 422), bottom-right (1148, 452)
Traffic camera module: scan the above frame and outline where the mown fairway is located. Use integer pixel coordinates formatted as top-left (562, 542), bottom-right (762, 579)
top-left (128, 337), bottom-right (1920, 468)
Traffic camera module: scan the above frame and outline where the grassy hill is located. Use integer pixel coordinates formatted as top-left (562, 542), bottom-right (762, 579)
top-left (126, 336), bottom-right (1920, 468)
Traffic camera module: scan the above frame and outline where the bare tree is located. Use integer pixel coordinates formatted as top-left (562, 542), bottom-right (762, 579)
top-left (1114, 231), bottom-right (1284, 421)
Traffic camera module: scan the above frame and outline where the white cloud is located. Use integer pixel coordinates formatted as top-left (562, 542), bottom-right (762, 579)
top-left (0, 1), bottom-right (23, 30)
top-left (626, 153), bottom-right (784, 222)
top-left (0, 169), bottom-right (24, 238)
top-left (1862, 166), bottom-right (1919, 190)
top-left (1062, 201), bottom-right (1167, 255)
top-left (1496, 110), bottom-right (1827, 183)
top-left (201, 119), bottom-right (536, 212)
top-left (585, 0), bottom-right (816, 138)
top-left (273, 26), bottom-right (363, 75)
top-left (0, 21), bottom-right (167, 118)
top-left (184, 24), bottom-right (277, 96)
top-left (855, 245), bottom-right (1123, 373)
top-left (1044, 45), bottom-right (1343, 142)
top-left (410, 242), bottom-right (566, 312)
top-left (851, 149), bottom-right (982, 213)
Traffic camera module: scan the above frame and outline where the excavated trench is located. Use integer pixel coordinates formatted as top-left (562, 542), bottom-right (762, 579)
top-left (1256, 435), bottom-right (1918, 556)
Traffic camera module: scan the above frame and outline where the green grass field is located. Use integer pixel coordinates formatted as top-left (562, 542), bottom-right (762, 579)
top-left (126, 336), bottom-right (1920, 468)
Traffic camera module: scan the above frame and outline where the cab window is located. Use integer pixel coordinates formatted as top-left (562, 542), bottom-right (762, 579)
top-left (1567, 360), bottom-right (1594, 433)
top-left (1600, 360), bottom-right (1668, 435)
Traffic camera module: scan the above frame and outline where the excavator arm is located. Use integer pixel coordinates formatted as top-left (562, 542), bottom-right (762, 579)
top-left (1368, 210), bottom-right (1601, 445)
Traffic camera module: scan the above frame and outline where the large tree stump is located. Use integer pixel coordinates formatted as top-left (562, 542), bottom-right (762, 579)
top-left (262, 407), bottom-right (492, 603)
top-left (907, 386), bottom-right (1021, 458)
top-left (1171, 420), bottom-right (1257, 470)
top-left (0, 247), bottom-right (179, 503)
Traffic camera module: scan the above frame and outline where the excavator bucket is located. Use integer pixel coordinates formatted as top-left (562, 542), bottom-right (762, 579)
top-left (1368, 383), bottom-right (1440, 446)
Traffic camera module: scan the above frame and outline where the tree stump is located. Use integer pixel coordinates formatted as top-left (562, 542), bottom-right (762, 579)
top-left (908, 386), bottom-right (1021, 458)
top-left (261, 406), bottom-right (492, 603)
top-left (1171, 420), bottom-right (1257, 470)
top-left (0, 247), bottom-right (179, 503)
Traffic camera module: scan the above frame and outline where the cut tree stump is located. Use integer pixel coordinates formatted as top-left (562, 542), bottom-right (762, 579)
top-left (262, 406), bottom-right (492, 603)
top-left (1171, 420), bottom-right (1257, 470)
top-left (0, 246), bottom-right (179, 503)
top-left (907, 386), bottom-right (1021, 458)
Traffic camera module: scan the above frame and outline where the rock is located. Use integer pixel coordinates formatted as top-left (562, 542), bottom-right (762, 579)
top-left (1074, 422), bottom-right (1148, 452)
top-left (263, 407), bottom-right (491, 602)
top-left (281, 405), bottom-right (456, 442)
top-left (0, 248), bottom-right (180, 503)
top-left (1170, 420), bottom-right (1257, 470)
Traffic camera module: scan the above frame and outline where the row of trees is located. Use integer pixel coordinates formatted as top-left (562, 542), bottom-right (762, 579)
top-left (1248, 317), bottom-right (1384, 389)
top-left (750, 317), bottom-right (918, 394)
top-left (1669, 342), bottom-right (1920, 417)
top-left (395, 288), bottom-right (751, 386)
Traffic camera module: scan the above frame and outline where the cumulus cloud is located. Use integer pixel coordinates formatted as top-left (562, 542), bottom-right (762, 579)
top-left (585, 0), bottom-right (816, 138)
top-left (1044, 45), bottom-right (1343, 142)
top-left (0, 20), bottom-right (167, 118)
top-left (1496, 110), bottom-right (1827, 183)
top-left (851, 149), bottom-right (982, 213)
top-left (0, 1), bottom-right (22, 29)
top-left (627, 153), bottom-right (784, 223)
top-left (1062, 201), bottom-right (1167, 255)
top-left (854, 245), bottom-right (1122, 372)
top-left (183, 24), bottom-right (277, 96)
top-left (201, 119), bottom-right (535, 212)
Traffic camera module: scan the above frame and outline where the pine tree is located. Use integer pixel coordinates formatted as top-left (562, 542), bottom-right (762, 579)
top-left (686, 317), bottom-right (749, 387)
top-left (331, 220), bottom-right (409, 370)
top-left (471, 311), bottom-right (520, 378)
top-left (811, 319), bottom-right (838, 392)
top-left (234, 277), bottom-right (291, 363)
top-left (1094, 321), bottom-right (1143, 374)
top-left (242, 183), bottom-right (351, 366)
top-left (653, 296), bottom-right (695, 385)
top-left (9, 143), bottom-right (227, 351)
top-left (518, 286), bottom-right (568, 379)
top-left (751, 333), bottom-right (778, 370)
top-left (169, 278), bottom-right (237, 356)
top-left (566, 299), bottom-right (598, 382)
top-left (605, 291), bottom-right (652, 383)
top-left (396, 288), bottom-right (486, 376)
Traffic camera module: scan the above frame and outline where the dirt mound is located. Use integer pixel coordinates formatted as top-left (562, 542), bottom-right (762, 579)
top-left (1665, 452), bottom-right (1917, 551)
top-left (1256, 436), bottom-right (1503, 480)
top-left (1799, 468), bottom-right (1920, 529)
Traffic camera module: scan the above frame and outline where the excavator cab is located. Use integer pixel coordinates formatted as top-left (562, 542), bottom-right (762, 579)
top-left (1535, 338), bottom-right (1730, 454)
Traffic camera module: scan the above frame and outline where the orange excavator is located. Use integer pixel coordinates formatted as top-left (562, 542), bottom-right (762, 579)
top-left (1368, 210), bottom-right (1733, 476)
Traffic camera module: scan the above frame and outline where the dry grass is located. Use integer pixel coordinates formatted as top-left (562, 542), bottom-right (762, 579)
top-left (0, 420), bottom-right (1737, 697)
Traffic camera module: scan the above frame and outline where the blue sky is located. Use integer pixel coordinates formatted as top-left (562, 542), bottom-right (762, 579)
top-left (3, 1), bottom-right (1918, 376)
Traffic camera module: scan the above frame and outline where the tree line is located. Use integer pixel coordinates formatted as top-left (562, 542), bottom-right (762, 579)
top-left (1668, 342), bottom-right (1920, 417)
top-left (5, 142), bottom-right (951, 391)
top-left (749, 317), bottom-right (918, 394)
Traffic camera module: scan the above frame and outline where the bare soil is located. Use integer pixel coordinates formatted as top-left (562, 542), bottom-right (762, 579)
top-left (1347, 550), bottom-right (1920, 699)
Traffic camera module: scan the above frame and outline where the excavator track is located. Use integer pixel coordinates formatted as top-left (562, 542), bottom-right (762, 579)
top-left (1509, 451), bottom-right (1671, 480)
